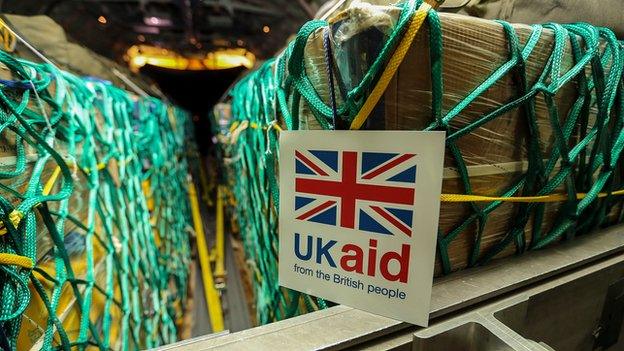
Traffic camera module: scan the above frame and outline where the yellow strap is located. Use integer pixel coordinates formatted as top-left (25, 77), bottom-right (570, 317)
top-left (229, 121), bottom-right (240, 133)
top-left (349, 5), bottom-right (431, 130)
top-left (343, 2), bottom-right (613, 205)
top-left (441, 189), bottom-right (624, 203)
top-left (214, 186), bottom-right (225, 279)
top-left (0, 210), bottom-right (23, 236)
top-left (83, 161), bottom-right (107, 174)
top-left (230, 120), bottom-right (249, 144)
top-left (42, 166), bottom-right (62, 195)
top-left (42, 159), bottom-right (109, 197)
top-left (227, 120), bottom-right (281, 136)
top-left (0, 252), bottom-right (33, 269)
top-left (0, 19), bottom-right (16, 52)
top-left (188, 179), bottom-right (225, 332)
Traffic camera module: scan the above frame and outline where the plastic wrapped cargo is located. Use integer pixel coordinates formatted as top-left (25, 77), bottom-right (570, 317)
top-left (216, 0), bottom-right (624, 323)
top-left (292, 2), bottom-right (621, 274)
top-left (0, 45), bottom-right (193, 349)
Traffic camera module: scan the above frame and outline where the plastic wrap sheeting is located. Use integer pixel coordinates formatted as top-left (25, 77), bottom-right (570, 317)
top-left (297, 7), bottom-right (603, 274)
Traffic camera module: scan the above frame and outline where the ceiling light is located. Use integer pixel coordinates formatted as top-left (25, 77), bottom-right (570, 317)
top-left (126, 45), bottom-right (256, 72)
top-left (144, 16), bottom-right (173, 27)
top-left (98, 16), bottom-right (107, 24)
top-left (262, 25), bottom-right (270, 33)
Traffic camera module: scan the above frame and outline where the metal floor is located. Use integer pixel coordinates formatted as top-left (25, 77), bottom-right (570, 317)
top-left (164, 225), bottom-right (624, 351)
top-left (191, 204), bottom-right (252, 337)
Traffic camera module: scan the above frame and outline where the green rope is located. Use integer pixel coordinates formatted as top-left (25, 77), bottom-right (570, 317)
top-left (0, 48), bottom-right (194, 350)
top-left (216, 0), bottom-right (624, 323)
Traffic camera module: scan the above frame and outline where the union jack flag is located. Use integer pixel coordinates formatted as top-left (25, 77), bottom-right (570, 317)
top-left (294, 149), bottom-right (417, 237)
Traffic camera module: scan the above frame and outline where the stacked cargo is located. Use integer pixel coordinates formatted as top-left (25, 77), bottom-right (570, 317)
top-left (215, 0), bottom-right (623, 325)
top-left (0, 32), bottom-right (194, 350)
top-left (215, 1), bottom-right (624, 323)
top-left (296, 3), bottom-right (624, 275)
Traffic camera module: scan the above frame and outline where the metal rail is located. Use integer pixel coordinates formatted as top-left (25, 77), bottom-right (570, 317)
top-left (159, 224), bottom-right (624, 350)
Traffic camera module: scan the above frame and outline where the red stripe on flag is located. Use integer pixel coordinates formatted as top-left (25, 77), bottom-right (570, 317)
top-left (296, 200), bottom-right (336, 221)
top-left (362, 154), bottom-right (415, 180)
top-left (296, 150), bottom-right (329, 176)
top-left (295, 179), bottom-right (414, 205)
top-left (370, 205), bottom-right (412, 237)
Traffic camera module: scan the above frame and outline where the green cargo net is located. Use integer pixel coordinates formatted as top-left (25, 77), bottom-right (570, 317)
top-left (214, 62), bottom-right (328, 325)
top-left (215, 0), bottom-right (623, 323)
top-left (0, 47), bottom-right (193, 350)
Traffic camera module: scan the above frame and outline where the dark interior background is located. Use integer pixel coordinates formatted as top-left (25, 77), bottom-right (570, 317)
top-left (141, 64), bottom-right (246, 152)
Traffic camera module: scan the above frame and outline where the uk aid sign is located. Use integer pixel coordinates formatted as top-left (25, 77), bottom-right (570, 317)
top-left (278, 131), bottom-right (445, 326)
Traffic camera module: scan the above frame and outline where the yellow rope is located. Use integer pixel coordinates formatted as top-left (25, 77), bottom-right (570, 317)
top-left (41, 159), bottom-right (108, 198)
top-left (0, 211), bottom-right (27, 277)
top-left (0, 210), bottom-right (23, 236)
top-left (84, 161), bottom-right (108, 174)
top-left (42, 166), bottom-right (62, 195)
top-left (0, 252), bottom-right (33, 269)
top-left (0, 19), bottom-right (16, 52)
top-left (0, 163), bottom-right (59, 268)
top-left (441, 189), bottom-right (624, 203)
top-left (349, 5), bottom-right (431, 130)
top-left (43, 157), bottom-right (114, 198)
top-left (10, 157), bottom-right (120, 238)
top-left (0, 153), bottom-right (138, 244)
top-left (229, 120), bottom-right (240, 132)
top-left (343, 1), bottom-right (612, 205)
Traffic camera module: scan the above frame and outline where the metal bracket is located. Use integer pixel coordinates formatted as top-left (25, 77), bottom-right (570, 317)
top-left (594, 278), bottom-right (624, 349)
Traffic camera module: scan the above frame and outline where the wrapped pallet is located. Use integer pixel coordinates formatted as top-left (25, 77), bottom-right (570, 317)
top-left (291, 1), bottom-right (623, 274)
top-left (0, 30), bottom-right (193, 350)
top-left (216, 0), bottom-right (623, 323)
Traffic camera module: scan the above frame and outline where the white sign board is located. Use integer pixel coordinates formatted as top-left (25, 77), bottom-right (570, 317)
top-left (278, 130), bottom-right (445, 326)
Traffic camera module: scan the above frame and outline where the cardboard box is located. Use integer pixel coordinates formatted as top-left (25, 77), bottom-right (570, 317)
top-left (297, 7), bottom-right (606, 275)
